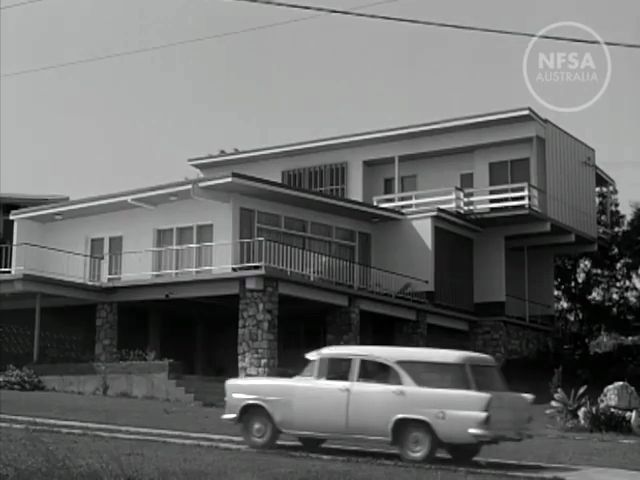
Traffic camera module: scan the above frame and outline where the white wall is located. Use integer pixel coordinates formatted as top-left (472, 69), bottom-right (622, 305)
top-left (197, 120), bottom-right (540, 203)
top-left (14, 197), bottom-right (233, 281)
top-left (372, 217), bottom-right (434, 288)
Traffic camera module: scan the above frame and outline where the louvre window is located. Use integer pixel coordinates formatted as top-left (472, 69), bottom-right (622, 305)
top-left (282, 163), bottom-right (347, 198)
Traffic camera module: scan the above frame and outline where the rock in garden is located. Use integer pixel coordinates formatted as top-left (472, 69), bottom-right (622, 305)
top-left (598, 382), bottom-right (640, 411)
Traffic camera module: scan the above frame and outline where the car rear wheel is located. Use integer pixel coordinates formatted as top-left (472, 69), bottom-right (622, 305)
top-left (298, 437), bottom-right (326, 450)
top-left (241, 408), bottom-right (279, 449)
top-left (446, 444), bottom-right (482, 463)
top-left (397, 422), bottom-right (437, 462)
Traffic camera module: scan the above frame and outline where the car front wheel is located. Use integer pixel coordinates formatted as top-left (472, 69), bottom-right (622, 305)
top-left (398, 422), bottom-right (437, 462)
top-left (446, 444), bottom-right (482, 463)
top-left (241, 408), bottom-right (280, 449)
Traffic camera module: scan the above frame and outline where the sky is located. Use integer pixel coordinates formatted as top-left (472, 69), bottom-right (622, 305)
top-left (1, 0), bottom-right (639, 213)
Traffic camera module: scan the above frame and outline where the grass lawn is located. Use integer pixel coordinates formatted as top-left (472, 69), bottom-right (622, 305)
top-left (0, 428), bottom-right (537, 480)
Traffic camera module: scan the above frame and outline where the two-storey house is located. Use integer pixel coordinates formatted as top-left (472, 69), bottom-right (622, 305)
top-left (0, 107), bottom-right (615, 376)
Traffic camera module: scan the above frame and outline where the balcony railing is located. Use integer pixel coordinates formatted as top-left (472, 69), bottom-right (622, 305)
top-left (372, 183), bottom-right (542, 215)
top-left (505, 294), bottom-right (554, 326)
top-left (0, 240), bottom-right (430, 303)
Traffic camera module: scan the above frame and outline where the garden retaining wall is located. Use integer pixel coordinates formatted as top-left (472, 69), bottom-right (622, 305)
top-left (31, 361), bottom-right (193, 402)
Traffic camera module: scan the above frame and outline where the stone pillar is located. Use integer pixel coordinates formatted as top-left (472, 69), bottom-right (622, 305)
top-left (95, 302), bottom-right (118, 363)
top-left (395, 311), bottom-right (429, 347)
top-left (237, 277), bottom-right (278, 377)
top-left (326, 299), bottom-right (360, 345)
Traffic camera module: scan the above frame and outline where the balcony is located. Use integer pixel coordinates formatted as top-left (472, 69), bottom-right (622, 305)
top-left (0, 240), bottom-right (430, 304)
top-left (505, 294), bottom-right (554, 327)
top-left (372, 183), bottom-right (542, 216)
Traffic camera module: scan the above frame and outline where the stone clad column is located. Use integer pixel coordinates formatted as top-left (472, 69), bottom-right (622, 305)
top-left (95, 303), bottom-right (118, 362)
top-left (237, 277), bottom-right (278, 377)
top-left (326, 299), bottom-right (360, 345)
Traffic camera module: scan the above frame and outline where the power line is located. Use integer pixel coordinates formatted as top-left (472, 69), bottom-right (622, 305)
top-left (0, 0), bottom-right (46, 10)
top-left (234, 0), bottom-right (640, 50)
top-left (1, 0), bottom-right (398, 78)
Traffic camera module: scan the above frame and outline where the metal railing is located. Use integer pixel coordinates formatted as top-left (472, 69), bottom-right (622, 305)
top-left (0, 243), bottom-right (101, 283)
top-left (256, 240), bottom-right (429, 303)
top-left (372, 183), bottom-right (543, 215)
top-left (505, 294), bottom-right (554, 326)
top-left (1, 239), bottom-right (430, 303)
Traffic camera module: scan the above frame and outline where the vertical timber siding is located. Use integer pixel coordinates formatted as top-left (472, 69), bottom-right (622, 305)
top-left (545, 123), bottom-right (597, 238)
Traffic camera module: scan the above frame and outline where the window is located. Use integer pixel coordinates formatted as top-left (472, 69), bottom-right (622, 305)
top-left (88, 236), bottom-right (122, 282)
top-left (383, 175), bottom-right (417, 195)
top-left (195, 224), bottom-right (214, 271)
top-left (489, 159), bottom-right (530, 186)
top-left (383, 178), bottom-right (394, 195)
top-left (282, 163), bottom-right (347, 198)
top-left (284, 217), bottom-right (307, 233)
top-left (107, 236), bottom-right (123, 280)
top-left (153, 224), bottom-right (214, 275)
top-left (334, 227), bottom-right (355, 243)
top-left (298, 360), bottom-right (316, 377)
top-left (470, 365), bottom-right (509, 392)
top-left (310, 222), bottom-right (332, 238)
top-left (401, 175), bottom-right (417, 193)
top-left (318, 357), bottom-right (351, 381)
top-left (460, 172), bottom-right (474, 189)
top-left (89, 237), bottom-right (105, 282)
top-left (397, 361), bottom-right (470, 390)
top-left (257, 211), bottom-right (281, 228)
top-left (358, 360), bottom-right (402, 385)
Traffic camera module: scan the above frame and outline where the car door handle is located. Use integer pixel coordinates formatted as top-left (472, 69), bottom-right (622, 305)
top-left (392, 388), bottom-right (405, 396)
top-left (338, 386), bottom-right (350, 392)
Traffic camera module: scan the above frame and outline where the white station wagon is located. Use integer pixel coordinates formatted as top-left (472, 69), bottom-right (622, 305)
top-left (222, 345), bottom-right (534, 462)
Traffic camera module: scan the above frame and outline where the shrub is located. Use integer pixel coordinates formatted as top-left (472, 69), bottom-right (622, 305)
top-left (0, 364), bottom-right (45, 391)
top-left (586, 406), bottom-right (633, 434)
top-left (546, 385), bottom-right (589, 430)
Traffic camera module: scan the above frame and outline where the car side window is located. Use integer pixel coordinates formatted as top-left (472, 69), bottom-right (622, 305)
top-left (357, 360), bottom-right (402, 385)
top-left (317, 357), bottom-right (352, 381)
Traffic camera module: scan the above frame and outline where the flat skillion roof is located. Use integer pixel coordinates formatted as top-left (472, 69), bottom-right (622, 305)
top-left (306, 345), bottom-right (496, 364)
top-left (188, 107), bottom-right (545, 168)
top-left (9, 173), bottom-right (405, 223)
top-left (0, 193), bottom-right (69, 207)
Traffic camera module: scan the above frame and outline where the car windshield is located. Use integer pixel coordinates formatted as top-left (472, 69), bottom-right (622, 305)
top-left (470, 364), bottom-right (509, 392)
top-left (297, 360), bottom-right (316, 377)
top-left (397, 361), bottom-right (470, 390)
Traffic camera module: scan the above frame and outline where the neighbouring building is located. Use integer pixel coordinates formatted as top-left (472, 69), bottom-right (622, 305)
top-left (0, 107), bottom-right (616, 375)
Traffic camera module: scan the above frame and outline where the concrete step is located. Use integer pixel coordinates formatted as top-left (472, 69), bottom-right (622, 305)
top-left (174, 375), bottom-right (226, 407)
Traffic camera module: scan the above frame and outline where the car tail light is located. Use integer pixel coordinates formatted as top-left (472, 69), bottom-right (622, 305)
top-left (482, 413), bottom-right (491, 426)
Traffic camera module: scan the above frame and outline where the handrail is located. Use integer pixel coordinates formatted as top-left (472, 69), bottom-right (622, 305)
top-left (505, 294), bottom-right (553, 309)
top-left (15, 242), bottom-right (102, 259)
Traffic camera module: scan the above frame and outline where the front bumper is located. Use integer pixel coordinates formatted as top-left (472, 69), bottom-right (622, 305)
top-left (467, 428), bottom-right (532, 443)
top-left (221, 413), bottom-right (238, 422)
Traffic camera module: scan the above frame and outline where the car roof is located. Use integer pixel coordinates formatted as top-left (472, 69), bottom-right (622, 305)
top-left (305, 345), bottom-right (496, 365)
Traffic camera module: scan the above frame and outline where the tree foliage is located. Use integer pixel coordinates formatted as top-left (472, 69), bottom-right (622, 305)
top-left (555, 189), bottom-right (640, 339)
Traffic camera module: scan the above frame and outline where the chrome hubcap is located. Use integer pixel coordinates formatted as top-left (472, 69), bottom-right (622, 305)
top-left (407, 432), bottom-right (429, 455)
top-left (251, 420), bottom-right (267, 439)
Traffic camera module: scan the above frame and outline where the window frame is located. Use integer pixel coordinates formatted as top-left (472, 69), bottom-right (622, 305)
top-left (88, 234), bottom-right (123, 282)
top-left (396, 360), bottom-right (472, 390)
top-left (355, 358), bottom-right (404, 386)
top-left (152, 223), bottom-right (215, 276)
top-left (316, 356), bottom-right (355, 382)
